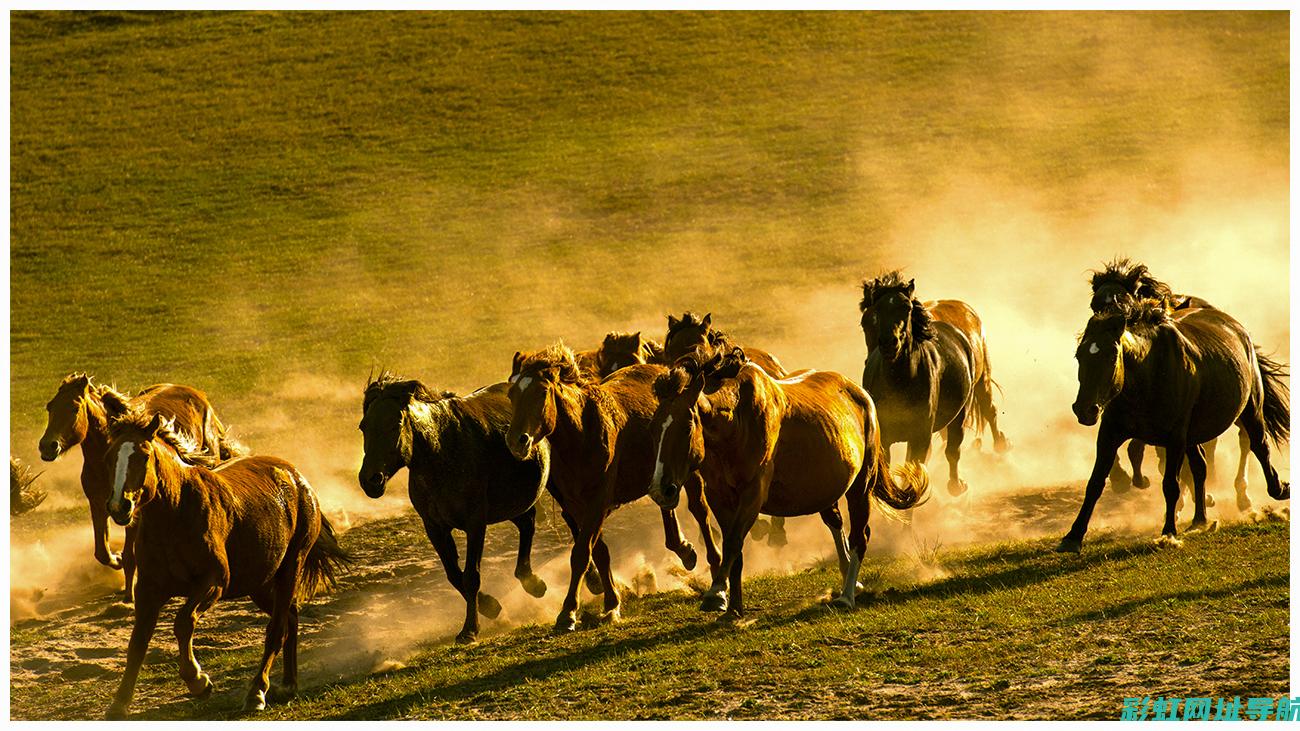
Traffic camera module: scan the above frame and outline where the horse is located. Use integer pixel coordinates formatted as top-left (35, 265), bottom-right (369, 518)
top-left (860, 273), bottom-right (1010, 455)
top-left (37, 373), bottom-right (242, 601)
top-left (1057, 298), bottom-right (1289, 553)
top-left (575, 332), bottom-right (665, 380)
top-left (663, 311), bottom-right (796, 546)
top-left (504, 344), bottom-right (721, 632)
top-left (101, 408), bottom-right (348, 718)
top-left (1088, 258), bottom-right (1253, 509)
top-left (357, 372), bottom-right (551, 644)
top-left (860, 272), bottom-right (1003, 495)
top-left (646, 349), bottom-right (929, 617)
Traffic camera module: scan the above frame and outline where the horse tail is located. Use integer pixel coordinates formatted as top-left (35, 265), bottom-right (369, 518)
top-left (1255, 348), bottom-right (1290, 447)
top-left (298, 511), bottom-right (352, 601)
top-left (863, 404), bottom-right (930, 520)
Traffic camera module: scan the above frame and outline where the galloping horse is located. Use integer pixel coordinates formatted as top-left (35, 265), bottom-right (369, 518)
top-left (37, 374), bottom-right (242, 600)
top-left (1058, 299), bottom-right (1289, 552)
top-left (861, 272), bottom-right (1005, 495)
top-left (647, 349), bottom-right (929, 616)
top-left (1089, 258), bottom-right (1253, 510)
top-left (860, 273), bottom-right (1010, 455)
top-left (504, 345), bottom-right (720, 632)
top-left (102, 409), bottom-right (348, 718)
top-left (663, 311), bottom-right (796, 546)
top-left (357, 373), bottom-right (551, 644)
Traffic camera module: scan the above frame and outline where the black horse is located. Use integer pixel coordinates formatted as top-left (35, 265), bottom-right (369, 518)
top-left (358, 373), bottom-right (550, 644)
top-left (1058, 299), bottom-right (1289, 552)
top-left (1089, 258), bottom-right (1254, 511)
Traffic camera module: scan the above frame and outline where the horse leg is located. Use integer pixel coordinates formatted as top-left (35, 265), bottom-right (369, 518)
top-left (1240, 409), bottom-right (1289, 501)
top-left (1157, 442), bottom-right (1188, 544)
top-left (509, 506), bottom-right (547, 598)
top-left (1126, 440), bottom-right (1149, 489)
top-left (819, 505), bottom-right (852, 599)
top-left (245, 570), bottom-right (295, 712)
top-left (122, 524), bottom-right (138, 604)
top-left (590, 531), bottom-right (621, 621)
top-left (278, 604), bottom-right (299, 702)
top-left (659, 506), bottom-right (698, 572)
top-left (1186, 444), bottom-right (1210, 531)
top-left (974, 373), bottom-right (1010, 453)
top-left (684, 471), bottom-right (722, 582)
top-left (105, 589), bottom-right (164, 719)
top-left (720, 484), bottom-right (764, 619)
top-left (556, 507), bottom-right (603, 595)
top-left (833, 466), bottom-right (872, 610)
top-left (456, 523), bottom-right (490, 644)
top-left (87, 495), bottom-right (122, 570)
top-left (768, 516), bottom-right (788, 547)
top-left (174, 583), bottom-right (221, 699)
top-left (1234, 425), bottom-right (1253, 511)
top-left (1057, 426), bottom-right (1123, 553)
top-left (701, 500), bottom-right (737, 613)
top-left (555, 512), bottom-right (597, 633)
top-left (423, 521), bottom-right (465, 595)
top-left (943, 412), bottom-right (968, 496)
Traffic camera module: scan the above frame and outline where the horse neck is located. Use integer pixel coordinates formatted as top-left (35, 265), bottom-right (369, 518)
top-left (703, 366), bottom-right (777, 453)
top-left (145, 446), bottom-right (200, 516)
top-left (1117, 329), bottom-right (1161, 400)
top-left (78, 393), bottom-right (111, 461)
top-left (546, 381), bottom-right (599, 455)
top-left (406, 398), bottom-right (451, 465)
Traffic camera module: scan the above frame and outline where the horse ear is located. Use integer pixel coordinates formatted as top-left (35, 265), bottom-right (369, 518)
top-left (667, 314), bottom-right (679, 329)
top-left (632, 331), bottom-right (642, 347)
top-left (904, 279), bottom-right (915, 297)
top-left (102, 391), bottom-right (129, 420)
top-left (145, 413), bottom-right (165, 438)
top-left (70, 373), bottom-right (90, 391)
top-left (702, 313), bottom-right (712, 327)
top-left (859, 281), bottom-right (874, 311)
top-left (511, 351), bottom-right (523, 376)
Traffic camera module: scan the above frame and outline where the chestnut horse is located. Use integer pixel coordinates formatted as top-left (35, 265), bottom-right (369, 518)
top-left (647, 349), bottom-right (929, 617)
top-left (1089, 258), bottom-right (1252, 510)
top-left (37, 373), bottom-right (241, 600)
top-left (861, 273), bottom-right (1006, 496)
top-left (504, 344), bottom-right (720, 632)
top-left (357, 373), bottom-right (551, 644)
top-left (103, 409), bottom-right (347, 718)
top-left (1058, 299), bottom-right (1289, 553)
top-left (663, 311), bottom-right (797, 546)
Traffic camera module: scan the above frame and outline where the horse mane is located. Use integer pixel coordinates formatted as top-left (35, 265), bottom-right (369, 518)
top-left (1090, 258), bottom-right (1175, 302)
top-left (668, 311), bottom-right (709, 338)
top-left (653, 353), bottom-right (706, 400)
top-left (108, 407), bottom-right (218, 467)
top-left (364, 370), bottom-right (456, 412)
top-left (860, 270), bottom-right (910, 311)
top-left (1122, 297), bottom-right (1174, 336)
top-left (518, 343), bottom-right (586, 385)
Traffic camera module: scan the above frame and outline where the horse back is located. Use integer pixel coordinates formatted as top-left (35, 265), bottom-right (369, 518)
top-left (929, 299), bottom-right (988, 380)
top-left (135, 384), bottom-right (217, 450)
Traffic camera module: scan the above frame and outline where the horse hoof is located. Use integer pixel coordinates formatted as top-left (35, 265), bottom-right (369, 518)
top-left (1269, 482), bottom-right (1290, 501)
top-left (520, 574), bottom-right (547, 598)
top-left (1155, 534), bottom-right (1184, 549)
top-left (769, 530), bottom-right (787, 548)
top-left (700, 593), bottom-right (727, 612)
top-left (972, 437), bottom-right (984, 452)
top-left (1204, 493), bottom-right (1216, 508)
top-left (583, 565), bottom-right (604, 595)
top-left (947, 479), bottom-right (968, 497)
top-left (1237, 495), bottom-right (1253, 512)
top-left (1054, 536), bottom-right (1082, 554)
top-left (994, 436), bottom-right (1011, 454)
top-left (476, 592), bottom-right (502, 619)
top-left (717, 608), bottom-right (744, 623)
top-left (105, 552), bottom-right (123, 570)
top-left (455, 630), bottom-right (478, 645)
top-left (553, 615), bottom-right (578, 634)
top-left (243, 691), bottom-right (267, 713)
top-left (829, 595), bottom-right (854, 611)
top-left (676, 543), bottom-right (698, 572)
top-left (268, 684), bottom-right (297, 704)
top-left (1132, 476), bottom-right (1151, 490)
top-left (749, 519), bottom-right (770, 540)
top-left (187, 673), bottom-right (213, 699)
top-left (598, 607), bottom-right (621, 625)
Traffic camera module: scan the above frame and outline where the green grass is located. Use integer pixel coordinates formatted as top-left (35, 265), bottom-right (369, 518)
top-left (9, 10), bottom-right (1288, 445)
top-left (10, 519), bottom-right (1289, 720)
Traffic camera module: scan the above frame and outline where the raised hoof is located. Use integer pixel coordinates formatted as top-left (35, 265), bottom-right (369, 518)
top-left (103, 552), bottom-right (123, 570)
top-left (583, 565), bottom-right (604, 595)
top-left (520, 573), bottom-right (547, 598)
top-left (749, 519), bottom-right (770, 540)
top-left (187, 673), bottom-right (214, 699)
top-left (1204, 493), bottom-right (1216, 508)
top-left (700, 592), bottom-right (727, 613)
top-left (105, 706), bottom-right (128, 721)
top-left (1154, 534), bottom-right (1184, 549)
top-left (994, 435), bottom-right (1012, 454)
top-left (476, 592), bottom-right (502, 619)
top-left (1131, 475), bottom-right (1151, 490)
top-left (243, 690), bottom-right (268, 713)
top-left (1269, 482), bottom-right (1290, 501)
top-left (1054, 536), bottom-right (1082, 554)
top-left (553, 615), bottom-right (578, 634)
top-left (768, 530), bottom-right (787, 548)
top-left (675, 543), bottom-right (698, 572)
top-left (455, 629), bottom-right (478, 645)
top-left (947, 479), bottom-right (969, 497)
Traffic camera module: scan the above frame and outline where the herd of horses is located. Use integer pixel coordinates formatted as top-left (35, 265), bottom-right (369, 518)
top-left (32, 259), bottom-right (1288, 718)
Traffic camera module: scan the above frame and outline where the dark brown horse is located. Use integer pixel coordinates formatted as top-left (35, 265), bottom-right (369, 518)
top-left (1058, 299), bottom-right (1289, 552)
top-left (575, 331), bottom-right (667, 380)
top-left (860, 274), bottom-right (1010, 455)
top-left (1089, 258), bottom-right (1252, 509)
top-left (663, 311), bottom-right (796, 546)
top-left (504, 344), bottom-right (720, 632)
top-left (102, 409), bottom-right (347, 718)
top-left (37, 374), bottom-right (242, 601)
top-left (647, 349), bottom-right (929, 616)
top-left (357, 373), bottom-right (550, 644)
top-left (861, 273), bottom-right (1004, 495)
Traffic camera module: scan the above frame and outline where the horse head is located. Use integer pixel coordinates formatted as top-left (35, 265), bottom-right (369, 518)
top-left (597, 331), bottom-right (651, 375)
top-left (506, 344), bottom-right (582, 460)
top-left (39, 373), bottom-right (94, 461)
top-left (358, 372), bottom-right (447, 498)
top-left (647, 355), bottom-right (709, 508)
top-left (104, 412), bottom-right (170, 526)
top-left (663, 311), bottom-right (713, 363)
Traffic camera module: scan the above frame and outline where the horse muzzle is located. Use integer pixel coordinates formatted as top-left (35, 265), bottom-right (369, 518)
top-left (38, 440), bottom-right (62, 462)
top-left (507, 433), bottom-right (534, 461)
top-left (1072, 401), bottom-right (1101, 427)
top-left (648, 481), bottom-right (682, 509)
top-left (359, 470), bottom-right (388, 499)
top-left (107, 498), bottom-right (134, 527)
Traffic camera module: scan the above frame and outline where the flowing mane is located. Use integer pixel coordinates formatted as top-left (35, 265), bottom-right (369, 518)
top-left (517, 343), bottom-right (586, 385)
top-left (363, 369), bottom-right (456, 412)
top-left (859, 270), bottom-right (910, 311)
top-left (1090, 258), bottom-right (1175, 303)
top-left (861, 271), bottom-right (936, 343)
top-left (108, 407), bottom-right (218, 467)
top-left (1123, 297), bottom-right (1175, 337)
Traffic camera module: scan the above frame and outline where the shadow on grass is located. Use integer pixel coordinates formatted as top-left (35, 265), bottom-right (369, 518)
top-left (1056, 573), bottom-right (1288, 625)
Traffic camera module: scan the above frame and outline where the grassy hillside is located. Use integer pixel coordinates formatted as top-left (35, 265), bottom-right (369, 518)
top-left (9, 11), bottom-right (1288, 448)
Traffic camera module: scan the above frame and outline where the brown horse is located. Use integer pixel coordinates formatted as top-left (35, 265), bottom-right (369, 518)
top-left (357, 373), bottom-right (551, 644)
top-left (647, 349), bottom-right (928, 616)
top-left (576, 331), bottom-right (667, 379)
top-left (663, 311), bottom-right (796, 546)
top-left (1058, 299), bottom-right (1289, 552)
top-left (861, 273), bottom-right (1005, 495)
top-left (37, 374), bottom-right (242, 600)
top-left (1089, 258), bottom-right (1252, 509)
top-left (504, 344), bottom-right (720, 632)
top-left (102, 409), bottom-right (347, 718)
top-left (860, 274), bottom-right (1010, 455)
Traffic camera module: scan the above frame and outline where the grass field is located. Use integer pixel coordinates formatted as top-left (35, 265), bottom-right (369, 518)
top-left (8, 10), bottom-right (1290, 721)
